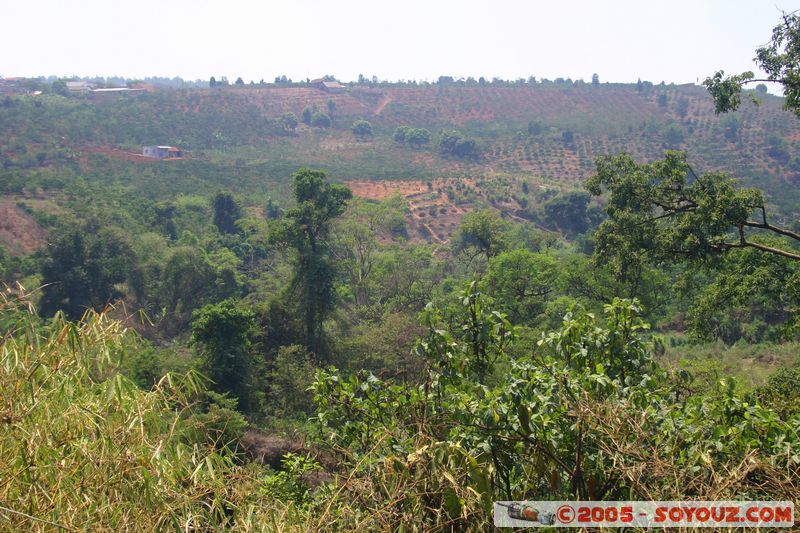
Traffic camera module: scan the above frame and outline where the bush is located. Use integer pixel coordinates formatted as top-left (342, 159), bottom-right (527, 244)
top-left (310, 112), bottom-right (331, 128)
top-left (393, 125), bottom-right (410, 143)
top-left (260, 452), bottom-right (324, 506)
top-left (267, 344), bottom-right (318, 418)
top-left (310, 287), bottom-right (800, 528)
top-left (439, 130), bottom-right (480, 159)
top-left (750, 365), bottom-right (800, 418)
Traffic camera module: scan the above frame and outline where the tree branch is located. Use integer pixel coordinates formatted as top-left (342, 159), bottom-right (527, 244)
top-left (710, 226), bottom-right (800, 261)
top-left (743, 220), bottom-right (800, 242)
top-left (740, 78), bottom-right (782, 85)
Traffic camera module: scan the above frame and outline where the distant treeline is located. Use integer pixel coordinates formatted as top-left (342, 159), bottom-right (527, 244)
top-left (7, 73), bottom-right (679, 91)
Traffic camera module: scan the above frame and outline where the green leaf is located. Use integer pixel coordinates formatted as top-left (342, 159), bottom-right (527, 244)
top-left (518, 404), bottom-right (531, 434)
top-left (443, 486), bottom-right (462, 518)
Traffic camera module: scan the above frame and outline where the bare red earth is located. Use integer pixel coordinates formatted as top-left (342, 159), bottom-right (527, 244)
top-left (0, 201), bottom-right (48, 255)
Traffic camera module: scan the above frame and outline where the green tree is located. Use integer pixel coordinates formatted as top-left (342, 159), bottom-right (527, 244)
top-left (751, 365), bottom-right (800, 419)
top-left (212, 191), bottom-right (242, 234)
top-left (542, 191), bottom-right (593, 235)
top-left (453, 209), bottom-right (512, 261)
top-left (405, 127), bottom-right (431, 147)
top-left (350, 119), bottom-right (372, 140)
top-left (586, 151), bottom-right (800, 338)
top-left (331, 198), bottom-right (405, 307)
top-left (686, 244), bottom-right (799, 341)
top-left (272, 169), bottom-right (352, 355)
top-left (311, 111), bottom-right (331, 128)
top-left (704, 11), bottom-right (800, 116)
top-left (40, 225), bottom-right (141, 319)
top-left (160, 246), bottom-right (216, 317)
top-left (720, 114), bottom-right (740, 141)
top-left (482, 249), bottom-right (559, 323)
top-left (333, 215), bottom-right (377, 307)
top-left (439, 130), bottom-right (479, 159)
top-left (51, 79), bottom-right (69, 96)
top-left (267, 344), bottom-right (318, 417)
top-left (766, 133), bottom-right (790, 163)
top-left (587, 151), bottom-right (800, 264)
top-left (660, 121), bottom-right (686, 148)
top-left (562, 129), bottom-right (575, 148)
top-left (527, 120), bottom-right (544, 135)
top-left (265, 197), bottom-right (281, 219)
top-left (675, 96), bottom-right (689, 118)
top-left (592, 73), bottom-right (600, 86)
top-left (393, 125), bottom-right (411, 143)
top-left (301, 106), bottom-right (313, 125)
top-left (192, 299), bottom-right (258, 412)
top-left (154, 202), bottom-right (178, 240)
top-left (281, 112), bottom-right (298, 132)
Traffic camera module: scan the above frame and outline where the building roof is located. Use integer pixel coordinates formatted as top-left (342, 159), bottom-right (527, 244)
top-left (321, 81), bottom-right (345, 89)
top-left (92, 87), bottom-right (144, 93)
top-left (66, 81), bottom-right (93, 90)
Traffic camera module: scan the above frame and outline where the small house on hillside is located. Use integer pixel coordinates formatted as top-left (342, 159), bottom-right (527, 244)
top-left (317, 80), bottom-right (345, 93)
top-left (91, 87), bottom-right (145, 98)
top-left (143, 145), bottom-right (183, 159)
top-left (66, 81), bottom-right (94, 92)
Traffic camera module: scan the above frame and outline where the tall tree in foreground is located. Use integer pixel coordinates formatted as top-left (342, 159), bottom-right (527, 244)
top-left (587, 151), bottom-right (800, 339)
top-left (587, 151), bottom-right (800, 265)
top-left (704, 10), bottom-right (800, 116)
top-left (192, 299), bottom-right (257, 413)
top-left (272, 169), bottom-right (352, 356)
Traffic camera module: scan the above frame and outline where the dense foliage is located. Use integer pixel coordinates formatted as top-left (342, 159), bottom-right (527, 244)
top-left (2, 284), bottom-right (797, 530)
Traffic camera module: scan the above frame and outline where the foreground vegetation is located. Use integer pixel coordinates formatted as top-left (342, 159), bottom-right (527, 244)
top-left (1, 286), bottom-right (798, 531)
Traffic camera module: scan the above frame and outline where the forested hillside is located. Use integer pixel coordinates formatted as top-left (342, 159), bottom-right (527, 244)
top-left (1, 10), bottom-right (800, 532)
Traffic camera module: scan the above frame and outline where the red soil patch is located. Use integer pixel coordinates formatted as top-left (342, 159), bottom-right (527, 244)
top-left (373, 94), bottom-right (392, 115)
top-left (186, 87), bottom-right (373, 118)
top-left (346, 180), bottom-right (431, 200)
top-left (347, 179), bottom-right (475, 244)
top-left (79, 146), bottom-right (183, 170)
top-left (0, 201), bottom-right (48, 256)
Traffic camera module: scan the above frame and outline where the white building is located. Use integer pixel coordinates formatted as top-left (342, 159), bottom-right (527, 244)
top-left (142, 146), bottom-right (183, 159)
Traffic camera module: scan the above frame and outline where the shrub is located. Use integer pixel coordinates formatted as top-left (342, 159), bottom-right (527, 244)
top-left (311, 112), bottom-right (331, 128)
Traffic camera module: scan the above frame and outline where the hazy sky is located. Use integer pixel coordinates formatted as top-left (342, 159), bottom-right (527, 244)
top-left (3, 0), bottom-right (799, 85)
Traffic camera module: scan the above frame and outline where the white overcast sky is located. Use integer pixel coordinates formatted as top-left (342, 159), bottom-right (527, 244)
top-left (2, 0), bottom-right (799, 85)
